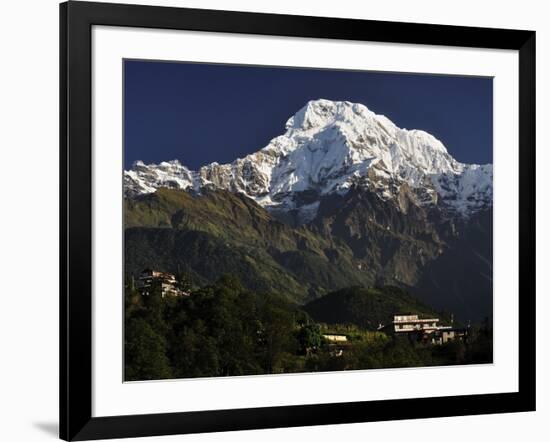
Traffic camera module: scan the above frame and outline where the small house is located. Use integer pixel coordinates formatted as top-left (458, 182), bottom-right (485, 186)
top-left (322, 334), bottom-right (348, 343)
top-left (322, 334), bottom-right (349, 357)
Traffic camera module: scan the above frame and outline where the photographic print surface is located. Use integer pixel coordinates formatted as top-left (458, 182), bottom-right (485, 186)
top-left (123, 60), bottom-right (493, 381)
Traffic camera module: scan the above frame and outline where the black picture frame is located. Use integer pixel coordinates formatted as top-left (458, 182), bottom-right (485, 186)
top-left (60, 1), bottom-right (536, 440)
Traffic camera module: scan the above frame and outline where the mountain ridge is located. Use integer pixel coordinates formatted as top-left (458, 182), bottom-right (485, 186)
top-left (124, 187), bottom-right (492, 321)
top-left (124, 99), bottom-right (492, 224)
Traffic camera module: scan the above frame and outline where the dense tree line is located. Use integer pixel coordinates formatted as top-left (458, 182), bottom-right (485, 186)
top-left (124, 275), bottom-right (493, 381)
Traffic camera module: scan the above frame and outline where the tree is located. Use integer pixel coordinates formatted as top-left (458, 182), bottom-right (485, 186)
top-left (257, 294), bottom-right (297, 373)
top-left (175, 265), bottom-right (194, 293)
top-left (125, 317), bottom-right (173, 380)
top-left (297, 323), bottom-right (322, 355)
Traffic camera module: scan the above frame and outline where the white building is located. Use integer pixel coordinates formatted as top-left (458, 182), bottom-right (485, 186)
top-left (391, 314), bottom-right (449, 334)
top-left (378, 314), bottom-right (465, 345)
top-left (137, 269), bottom-right (189, 298)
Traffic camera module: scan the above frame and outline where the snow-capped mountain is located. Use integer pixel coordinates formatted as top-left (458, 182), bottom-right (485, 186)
top-left (125, 99), bottom-right (492, 222)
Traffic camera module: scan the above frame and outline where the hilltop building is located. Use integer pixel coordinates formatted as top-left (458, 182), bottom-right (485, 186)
top-left (378, 314), bottom-right (468, 345)
top-left (392, 314), bottom-right (445, 333)
top-left (137, 269), bottom-right (190, 298)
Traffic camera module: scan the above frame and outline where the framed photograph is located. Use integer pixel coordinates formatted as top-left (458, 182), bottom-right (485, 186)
top-left (60, 1), bottom-right (536, 440)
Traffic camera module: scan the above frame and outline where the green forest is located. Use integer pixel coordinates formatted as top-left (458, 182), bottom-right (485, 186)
top-left (124, 275), bottom-right (493, 381)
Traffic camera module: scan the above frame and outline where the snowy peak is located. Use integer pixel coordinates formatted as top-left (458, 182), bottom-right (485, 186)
top-left (124, 99), bottom-right (492, 221)
top-left (277, 99), bottom-right (461, 188)
top-left (125, 159), bottom-right (198, 196)
top-left (285, 99), bottom-right (376, 132)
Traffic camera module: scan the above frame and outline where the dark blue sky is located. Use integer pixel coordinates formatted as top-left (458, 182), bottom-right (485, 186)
top-left (124, 60), bottom-right (492, 170)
